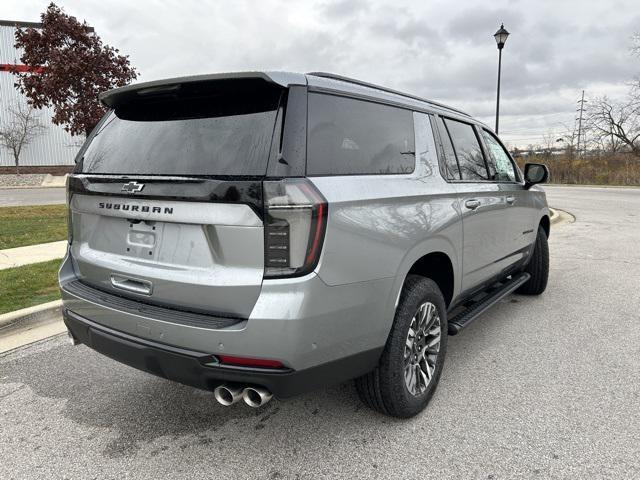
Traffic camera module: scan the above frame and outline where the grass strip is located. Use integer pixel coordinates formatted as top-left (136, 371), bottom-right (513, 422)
top-left (0, 259), bottom-right (61, 314)
top-left (0, 204), bottom-right (67, 250)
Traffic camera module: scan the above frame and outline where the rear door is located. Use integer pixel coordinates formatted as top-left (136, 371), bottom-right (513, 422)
top-left (67, 79), bottom-right (283, 318)
top-left (437, 117), bottom-right (508, 293)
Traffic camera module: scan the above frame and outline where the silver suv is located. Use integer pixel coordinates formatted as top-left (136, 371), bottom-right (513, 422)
top-left (60, 72), bottom-right (550, 417)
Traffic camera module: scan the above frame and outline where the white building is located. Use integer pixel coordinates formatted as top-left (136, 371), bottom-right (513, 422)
top-left (0, 20), bottom-right (81, 172)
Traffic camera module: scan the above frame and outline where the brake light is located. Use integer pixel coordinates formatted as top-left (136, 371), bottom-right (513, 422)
top-left (263, 179), bottom-right (327, 278)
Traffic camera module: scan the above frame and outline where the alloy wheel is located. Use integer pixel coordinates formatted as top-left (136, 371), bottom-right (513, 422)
top-left (403, 301), bottom-right (442, 396)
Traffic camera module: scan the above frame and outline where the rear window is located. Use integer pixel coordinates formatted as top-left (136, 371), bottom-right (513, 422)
top-left (444, 118), bottom-right (488, 181)
top-left (307, 93), bottom-right (415, 176)
top-left (78, 80), bottom-right (282, 176)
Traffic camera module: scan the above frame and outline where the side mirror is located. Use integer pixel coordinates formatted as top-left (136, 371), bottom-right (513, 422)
top-left (524, 163), bottom-right (549, 189)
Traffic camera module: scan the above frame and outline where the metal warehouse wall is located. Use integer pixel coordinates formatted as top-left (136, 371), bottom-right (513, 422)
top-left (0, 22), bottom-right (81, 168)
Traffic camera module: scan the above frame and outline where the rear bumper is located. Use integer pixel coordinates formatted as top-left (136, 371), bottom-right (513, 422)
top-left (64, 309), bottom-right (382, 398)
top-left (59, 251), bottom-right (395, 394)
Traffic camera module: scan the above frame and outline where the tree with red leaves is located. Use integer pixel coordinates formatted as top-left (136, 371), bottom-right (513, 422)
top-left (13, 3), bottom-right (138, 136)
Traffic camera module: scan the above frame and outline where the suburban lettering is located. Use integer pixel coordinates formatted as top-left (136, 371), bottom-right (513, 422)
top-left (95, 202), bottom-right (174, 215)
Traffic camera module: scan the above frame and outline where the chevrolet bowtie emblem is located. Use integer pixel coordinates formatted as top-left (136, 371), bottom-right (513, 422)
top-left (121, 181), bottom-right (145, 193)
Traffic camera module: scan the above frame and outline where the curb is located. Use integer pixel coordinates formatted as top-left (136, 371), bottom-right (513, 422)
top-left (0, 300), bottom-right (63, 329)
top-left (549, 207), bottom-right (575, 225)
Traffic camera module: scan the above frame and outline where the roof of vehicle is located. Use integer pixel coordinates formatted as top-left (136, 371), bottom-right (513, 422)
top-left (99, 70), bottom-right (472, 119)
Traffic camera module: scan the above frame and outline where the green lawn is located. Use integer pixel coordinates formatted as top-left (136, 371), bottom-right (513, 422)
top-left (0, 204), bottom-right (67, 250)
top-left (0, 259), bottom-right (61, 314)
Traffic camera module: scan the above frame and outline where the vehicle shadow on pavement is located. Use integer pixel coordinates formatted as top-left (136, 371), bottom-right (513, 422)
top-left (1, 337), bottom-right (396, 458)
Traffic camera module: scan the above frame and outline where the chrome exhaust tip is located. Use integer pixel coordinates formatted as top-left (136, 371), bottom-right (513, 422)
top-left (242, 386), bottom-right (273, 408)
top-left (213, 383), bottom-right (244, 406)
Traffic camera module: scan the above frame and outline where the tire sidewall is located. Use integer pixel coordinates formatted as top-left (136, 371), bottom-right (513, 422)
top-left (381, 277), bottom-right (448, 417)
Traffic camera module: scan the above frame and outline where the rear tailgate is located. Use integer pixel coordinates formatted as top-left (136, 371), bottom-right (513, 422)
top-left (66, 78), bottom-right (284, 318)
top-left (68, 180), bottom-right (264, 317)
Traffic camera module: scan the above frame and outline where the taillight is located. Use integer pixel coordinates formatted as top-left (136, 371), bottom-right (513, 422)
top-left (263, 179), bottom-right (327, 278)
top-left (66, 176), bottom-right (73, 245)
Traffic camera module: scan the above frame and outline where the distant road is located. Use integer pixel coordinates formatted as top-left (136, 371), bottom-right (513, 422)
top-left (0, 188), bottom-right (65, 207)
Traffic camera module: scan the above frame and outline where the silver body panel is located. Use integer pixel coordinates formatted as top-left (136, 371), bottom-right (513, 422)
top-left (61, 71), bottom-right (549, 377)
top-left (69, 195), bottom-right (264, 317)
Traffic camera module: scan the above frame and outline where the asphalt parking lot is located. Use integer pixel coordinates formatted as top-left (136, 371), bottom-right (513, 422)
top-left (1, 185), bottom-right (639, 479)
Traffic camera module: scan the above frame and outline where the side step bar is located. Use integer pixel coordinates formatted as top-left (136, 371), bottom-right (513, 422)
top-left (448, 272), bottom-right (531, 335)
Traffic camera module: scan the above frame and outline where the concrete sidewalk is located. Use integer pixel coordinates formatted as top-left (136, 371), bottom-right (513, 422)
top-left (0, 240), bottom-right (67, 270)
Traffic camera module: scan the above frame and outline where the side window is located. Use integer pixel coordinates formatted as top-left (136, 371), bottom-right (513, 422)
top-left (433, 116), bottom-right (461, 180)
top-left (443, 118), bottom-right (488, 181)
top-left (307, 93), bottom-right (415, 176)
top-left (481, 130), bottom-right (517, 182)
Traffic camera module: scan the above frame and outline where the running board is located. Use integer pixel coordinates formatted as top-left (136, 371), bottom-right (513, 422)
top-left (448, 272), bottom-right (531, 335)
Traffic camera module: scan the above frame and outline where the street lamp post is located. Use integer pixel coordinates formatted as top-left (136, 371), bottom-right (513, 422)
top-left (494, 23), bottom-right (510, 134)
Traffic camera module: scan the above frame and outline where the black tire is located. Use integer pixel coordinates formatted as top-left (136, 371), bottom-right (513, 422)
top-left (516, 225), bottom-right (549, 295)
top-left (355, 275), bottom-right (448, 418)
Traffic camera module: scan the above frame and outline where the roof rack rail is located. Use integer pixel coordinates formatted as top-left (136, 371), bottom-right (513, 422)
top-left (306, 72), bottom-right (470, 117)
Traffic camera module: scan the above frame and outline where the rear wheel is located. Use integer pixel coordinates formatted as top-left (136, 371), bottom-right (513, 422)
top-left (516, 225), bottom-right (549, 295)
top-left (356, 275), bottom-right (447, 418)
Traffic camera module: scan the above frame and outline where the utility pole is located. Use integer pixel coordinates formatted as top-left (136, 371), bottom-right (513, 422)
top-left (576, 90), bottom-right (587, 157)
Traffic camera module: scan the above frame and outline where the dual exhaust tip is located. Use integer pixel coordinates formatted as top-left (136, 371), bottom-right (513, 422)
top-left (214, 383), bottom-right (273, 408)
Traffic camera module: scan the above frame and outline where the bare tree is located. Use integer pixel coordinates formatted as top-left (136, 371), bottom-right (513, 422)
top-left (556, 122), bottom-right (579, 157)
top-left (541, 130), bottom-right (557, 158)
top-left (0, 103), bottom-right (45, 175)
top-left (587, 95), bottom-right (640, 156)
top-left (631, 32), bottom-right (640, 57)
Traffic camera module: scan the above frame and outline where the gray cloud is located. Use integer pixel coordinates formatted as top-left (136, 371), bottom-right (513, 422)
top-left (4, 0), bottom-right (640, 147)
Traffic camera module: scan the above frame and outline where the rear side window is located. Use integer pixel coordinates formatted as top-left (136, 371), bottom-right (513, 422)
top-left (307, 93), bottom-right (415, 175)
top-left (481, 130), bottom-right (517, 182)
top-left (444, 118), bottom-right (488, 181)
top-left (78, 80), bottom-right (282, 176)
top-left (434, 116), bottom-right (461, 180)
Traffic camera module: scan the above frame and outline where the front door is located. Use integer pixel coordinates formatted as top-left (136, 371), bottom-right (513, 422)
top-left (479, 128), bottom-right (537, 268)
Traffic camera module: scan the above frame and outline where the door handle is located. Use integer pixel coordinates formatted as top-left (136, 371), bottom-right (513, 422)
top-left (506, 195), bottom-right (516, 205)
top-left (111, 275), bottom-right (153, 296)
top-left (464, 199), bottom-right (481, 210)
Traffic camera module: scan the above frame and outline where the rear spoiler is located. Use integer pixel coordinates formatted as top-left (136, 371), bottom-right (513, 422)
top-left (99, 71), bottom-right (307, 109)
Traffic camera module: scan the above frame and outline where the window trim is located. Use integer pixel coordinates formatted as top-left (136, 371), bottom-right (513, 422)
top-left (304, 91), bottom-right (417, 177)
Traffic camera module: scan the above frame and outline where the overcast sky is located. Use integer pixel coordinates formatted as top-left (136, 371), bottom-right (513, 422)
top-left (4, 0), bottom-right (640, 147)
